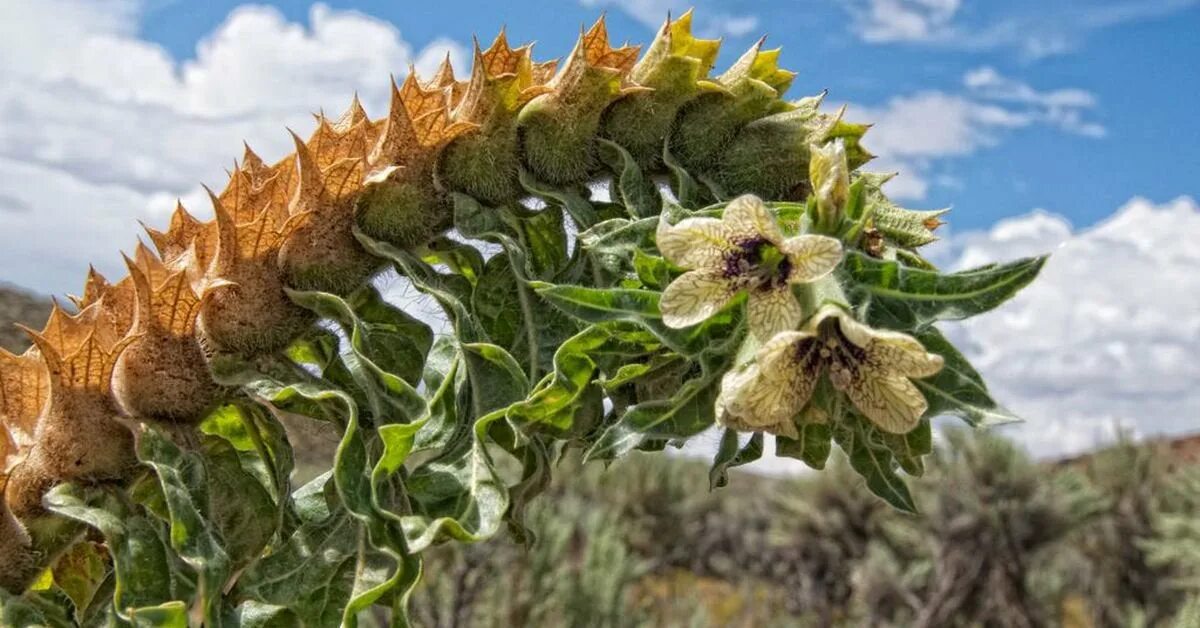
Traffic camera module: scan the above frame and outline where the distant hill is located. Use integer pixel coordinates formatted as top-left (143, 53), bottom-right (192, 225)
top-left (0, 283), bottom-right (51, 353)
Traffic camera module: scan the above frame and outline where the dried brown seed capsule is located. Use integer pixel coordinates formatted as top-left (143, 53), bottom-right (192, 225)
top-left (144, 200), bottom-right (218, 273)
top-left (356, 74), bottom-right (476, 248)
top-left (0, 346), bottom-right (49, 448)
top-left (278, 132), bottom-right (382, 294)
top-left (197, 193), bottom-right (314, 355)
top-left (0, 474), bottom-right (35, 593)
top-left (13, 304), bottom-right (137, 502)
top-left (113, 248), bottom-right (223, 423)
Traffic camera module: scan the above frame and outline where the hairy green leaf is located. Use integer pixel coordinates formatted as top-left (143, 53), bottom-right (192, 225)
top-left (777, 422), bottom-right (833, 470)
top-left (597, 138), bottom-right (661, 218)
top-left (833, 415), bottom-right (918, 513)
top-left (842, 251), bottom-right (1047, 330)
top-left (916, 328), bottom-right (1020, 427)
top-left (709, 430), bottom-right (764, 489)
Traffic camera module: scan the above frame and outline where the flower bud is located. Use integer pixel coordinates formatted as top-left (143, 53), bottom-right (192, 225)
top-left (810, 139), bottom-right (851, 232)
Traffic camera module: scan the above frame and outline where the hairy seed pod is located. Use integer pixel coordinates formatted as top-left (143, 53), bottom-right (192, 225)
top-left (709, 98), bottom-right (835, 201)
top-left (12, 305), bottom-right (138, 509)
top-left (438, 32), bottom-right (555, 206)
top-left (357, 74), bottom-right (475, 247)
top-left (278, 132), bottom-right (382, 294)
top-left (357, 172), bottom-right (453, 249)
top-left (599, 10), bottom-right (721, 170)
top-left (669, 40), bottom-right (796, 175)
top-left (4, 449), bottom-right (57, 519)
top-left (198, 192), bottom-right (314, 355)
top-left (518, 18), bottom-right (644, 186)
top-left (113, 248), bottom-right (223, 423)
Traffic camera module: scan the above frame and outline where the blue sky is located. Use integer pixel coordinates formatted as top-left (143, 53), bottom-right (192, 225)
top-left (0, 0), bottom-right (1197, 459)
top-left (127, 0), bottom-right (1200, 230)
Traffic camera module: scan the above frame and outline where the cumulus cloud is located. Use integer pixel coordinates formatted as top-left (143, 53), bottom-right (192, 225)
top-left (0, 2), bottom-right (464, 295)
top-left (579, 0), bottom-right (760, 38)
top-left (842, 0), bottom-right (1198, 59)
top-left (849, 0), bottom-right (962, 43)
top-left (848, 68), bottom-right (1103, 200)
top-left (934, 196), bottom-right (1200, 457)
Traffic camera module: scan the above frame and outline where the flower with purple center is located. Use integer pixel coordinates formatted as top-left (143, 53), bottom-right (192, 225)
top-left (716, 304), bottom-right (944, 437)
top-left (656, 194), bottom-right (843, 340)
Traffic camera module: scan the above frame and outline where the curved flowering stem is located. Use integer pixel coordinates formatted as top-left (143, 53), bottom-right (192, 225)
top-left (0, 11), bottom-right (1047, 625)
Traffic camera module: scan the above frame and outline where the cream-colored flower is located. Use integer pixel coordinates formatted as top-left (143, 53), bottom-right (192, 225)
top-left (717, 305), bottom-right (944, 436)
top-left (656, 194), bottom-right (843, 340)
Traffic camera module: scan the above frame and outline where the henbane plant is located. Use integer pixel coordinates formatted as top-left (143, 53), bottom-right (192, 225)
top-left (0, 12), bottom-right (1046, 626)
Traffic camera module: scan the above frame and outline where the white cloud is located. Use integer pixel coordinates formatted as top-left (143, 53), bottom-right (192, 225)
top-left (0, 2), bottom-right (464, 295)
top-left (579, 0), bottom-right (760, 38)
top-left (843, 0), bottom-right (1198, 59)
top-left (934, 196), bottom-right (1200, 457)
top-left (964, 67), bottom-right (1105, 137)
top-left (848, 68), bottom-right (1103, 200)
top-left (851, 0), bottom-right (962, 43)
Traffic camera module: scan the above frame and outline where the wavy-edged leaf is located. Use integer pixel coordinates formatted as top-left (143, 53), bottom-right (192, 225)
top-left (709, 430), bottom-right (763, 489)
top-left (50, 541), bottom-right (108, 624)
top-left (777, 422), bottom-right (833, 470)
top-left (137, 427), bottom-right (231, 626)
top-left (915, 327), bottom-right (1020, 427)
top-left (461, 342), bottom-right (530, 417)
top-left (44, 485), bottom-right (182, 614)
top-left (200, 436), bottom-right (276, 567)
top-left (832, 415), bottom-right (917, 513)
top-left (454, 194), bottom-right (579, 381)
top-left (347, 286), bottom-right (434, 386)
top-left (842, 251), bottom-right (1046, 330)
top-left (532, 281), bottom-right (740, 356)
top-left (398, 408), bottom-right (510, 553)
top-left (507, 323), bottom-right (651, 435)
top-left (585, 352), bottom-right (726, 461)
top-left (884, 419), bottom-right (932, 477)
top-left (356, 226), bottom-right (486, 342)
top-left (423, 235), bottom-right (485, 285)
top-left (596, 138), bottom-right (660, 218)
top-left (286, 287), bottom-right (427, 423)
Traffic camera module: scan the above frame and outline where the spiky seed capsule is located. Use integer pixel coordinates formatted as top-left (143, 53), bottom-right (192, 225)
top-left (198, 193), bottom-right (315, 355)
top-left (356, 170), bottom-right (452, 249)
top-left (10, 306), bottom-right (138, 512)
top-left (599, 10), bottom-right (722, 169)
top-left (669, 41), bottom-right (796, 174)
top-left (113, 251), bottom-right (224, 423)
top-left (357, 74), bottom-right (475, 247)
top-left (198, 267), bottom-right (314, 355)
top-left (277, 133), bottom-right (383, 294)
top-left (517, 19), bottom-right (643, 185)
top-left (438, 33), bottom-right (555, 205)
top-left (710, 99), bottom-right (843, 201)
